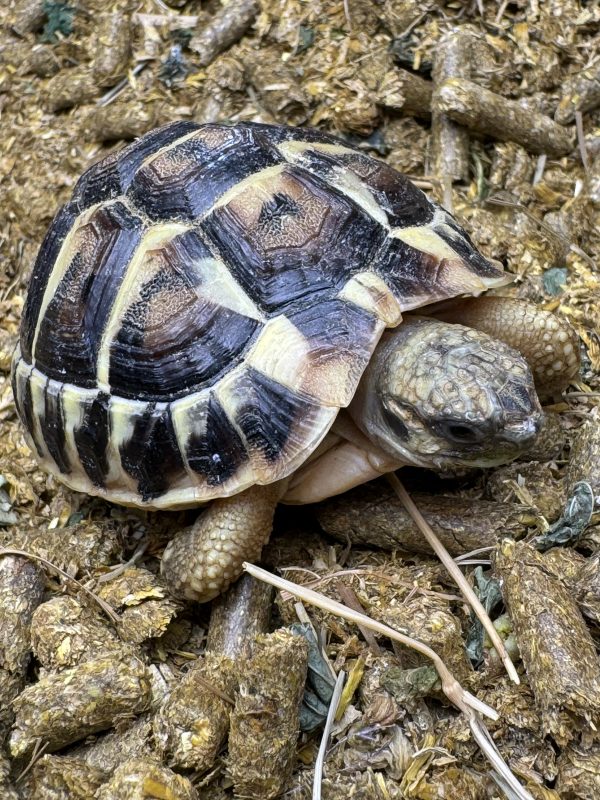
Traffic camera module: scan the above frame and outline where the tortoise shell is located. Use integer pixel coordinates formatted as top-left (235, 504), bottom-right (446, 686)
top-left (12, 121), bottom-right (506, 509)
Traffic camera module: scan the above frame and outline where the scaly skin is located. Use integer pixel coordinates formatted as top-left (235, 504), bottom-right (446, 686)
top-left (161, 482), bottom-right (285, 602)
top-left (433, 296), bottom-right (580, 399)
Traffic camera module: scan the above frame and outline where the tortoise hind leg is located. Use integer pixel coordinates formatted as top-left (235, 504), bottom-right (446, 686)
top-left (433, 296), bottom-right (580, 399)
top-left (161, 483), bottom-right (284, 602)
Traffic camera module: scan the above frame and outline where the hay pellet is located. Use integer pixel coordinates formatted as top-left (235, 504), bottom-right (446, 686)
top-left (95, 758), bottom-right (198, 800)
top-left (565, 416), bottom-right (600, 498)
top-left (153, 652), bottom-right (237, 771)
top-left (431, 28), bottom-right (473, 183)
top-left (84, 102), bottom-right (157, 143)
top-left (435, 78), bottom-right (575, 156)
top-left (30, 595), bottom-right (122, 670)
top-left (495, 539), bottom-right (600, 745)
top-left (44, 71), bottom-right (98, 113)
top-left (555, 59), bottom-right (600, 124)
top-left (189, 0), bottom-right (259, 67)
top-left (10, 653), bottom-right (152, 756)
top-left (11, 0), bottom-right (45, 35)
top-left (0, 554), bottom-right (45, 674)
top-left (31, 754), bottom-right (105, 800)
top-left (316, 482), bottom-right (535, 555)
top-left (92, 13), bottom-right (132, 88)
top-left (154, 576), bottom-right (272, 771)
top-left (228, 629), bottom-right (308, 799)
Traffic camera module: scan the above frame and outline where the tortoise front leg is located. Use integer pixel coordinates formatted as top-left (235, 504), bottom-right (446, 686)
top-left (433, 296), bottom-right (580, 399)
top-left (284, 414), bottom-right (405, 504)
top-left (161, 482), bottom-right (285, 602)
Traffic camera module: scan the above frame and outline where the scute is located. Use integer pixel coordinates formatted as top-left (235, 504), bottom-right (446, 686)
top-left (15, 121), bottom-right (507, 509)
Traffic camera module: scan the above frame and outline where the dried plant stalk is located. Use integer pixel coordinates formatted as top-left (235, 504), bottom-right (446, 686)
top-left (227, 629), bottom-right (309, 799)
top-left (495, 539), bottom-right (600, 744)
top-left (189, 0), bottom-right (259, 67)
top-left (431, 28), bottom-right (472, 183)
top-left (435, 78), bottom-right (575, 156)
top-left (316, 484), bottom-right (533, 554)
top-left (10, 654), bottom-right (152, 756)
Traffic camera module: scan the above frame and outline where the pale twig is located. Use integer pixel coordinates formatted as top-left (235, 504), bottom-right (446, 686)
top-left (313, 671), bottom-right (345, 800)
top-left (336, 583), bottom-right (383, 656)
top-left (455, 546), bottom-right (496, 562)
top-left (386, 474), bottom-right (520, 685)
top-left (243, 562), bottom-right (497, 719)
top-left (575, 111), bottom-right (589, 174)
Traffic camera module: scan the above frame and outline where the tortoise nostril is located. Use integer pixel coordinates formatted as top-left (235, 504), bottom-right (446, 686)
top-left (502, 415), bottom-right (542, 444)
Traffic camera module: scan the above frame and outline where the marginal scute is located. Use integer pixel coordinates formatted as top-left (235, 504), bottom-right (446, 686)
top-left (73, 391), bottom-right (111, 488)
top-left (181, 391), bottom-right (248, 488)
top-left (15, 120), bottom-right (506, 508)
top-left (118, 402), bottom-right (185, 501)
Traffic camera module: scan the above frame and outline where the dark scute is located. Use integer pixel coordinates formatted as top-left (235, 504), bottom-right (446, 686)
top-left (119, 403), bottom-right (184, 501)
top-left (71, 149), bottom-right (124, 212)
top-left (108, 232), bottom-right (260, 401)
top-left (73, 392), bottom-right (111, 487)
top-left (72, 121), bottom-right (201, 211)
top-left (239, 122), bottom-right (354, 149)
top-left (202, 166), bottom-right (387, 315)
top-left (186, 393), bottom-right (246, 486)
top-left (375, 236), bottom-right (442, 300)
top-left (288, 297), bottom-right (379, 352)
top-left (20, 202), bottom-right (79, 362)
top-left (288, 147), bottom-right (435, 229)
top-left (257, 192), bottom-right (301, 232)
top-left (127, 125), bottom-right (283, 222)
top-left (433, 219), bottom-right (500, 277)
top-left (338, 153), bottom-right (434, 228)
top-left (43, 382), bottom-right (70, 474)
top-left (235, 368), bottom-right (314, 462)
top-left (34, 201), bottom-right (144, 388)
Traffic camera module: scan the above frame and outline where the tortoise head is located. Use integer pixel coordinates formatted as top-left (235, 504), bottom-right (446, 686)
top-left (350, 317), bottom-right (542, 471)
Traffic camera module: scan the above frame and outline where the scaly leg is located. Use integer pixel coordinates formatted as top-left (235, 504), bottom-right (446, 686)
top-left (432, 296), bottom-right (580, 399)
top-left (161, 482), bottom-right (285, 602)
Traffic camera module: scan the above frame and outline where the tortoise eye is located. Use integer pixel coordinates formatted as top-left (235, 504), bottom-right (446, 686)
top-left (437, 420), bottom-right (485, 445)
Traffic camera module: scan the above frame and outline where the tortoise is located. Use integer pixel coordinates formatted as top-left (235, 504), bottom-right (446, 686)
top-left (11, 121), bottom-right (580, 602)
